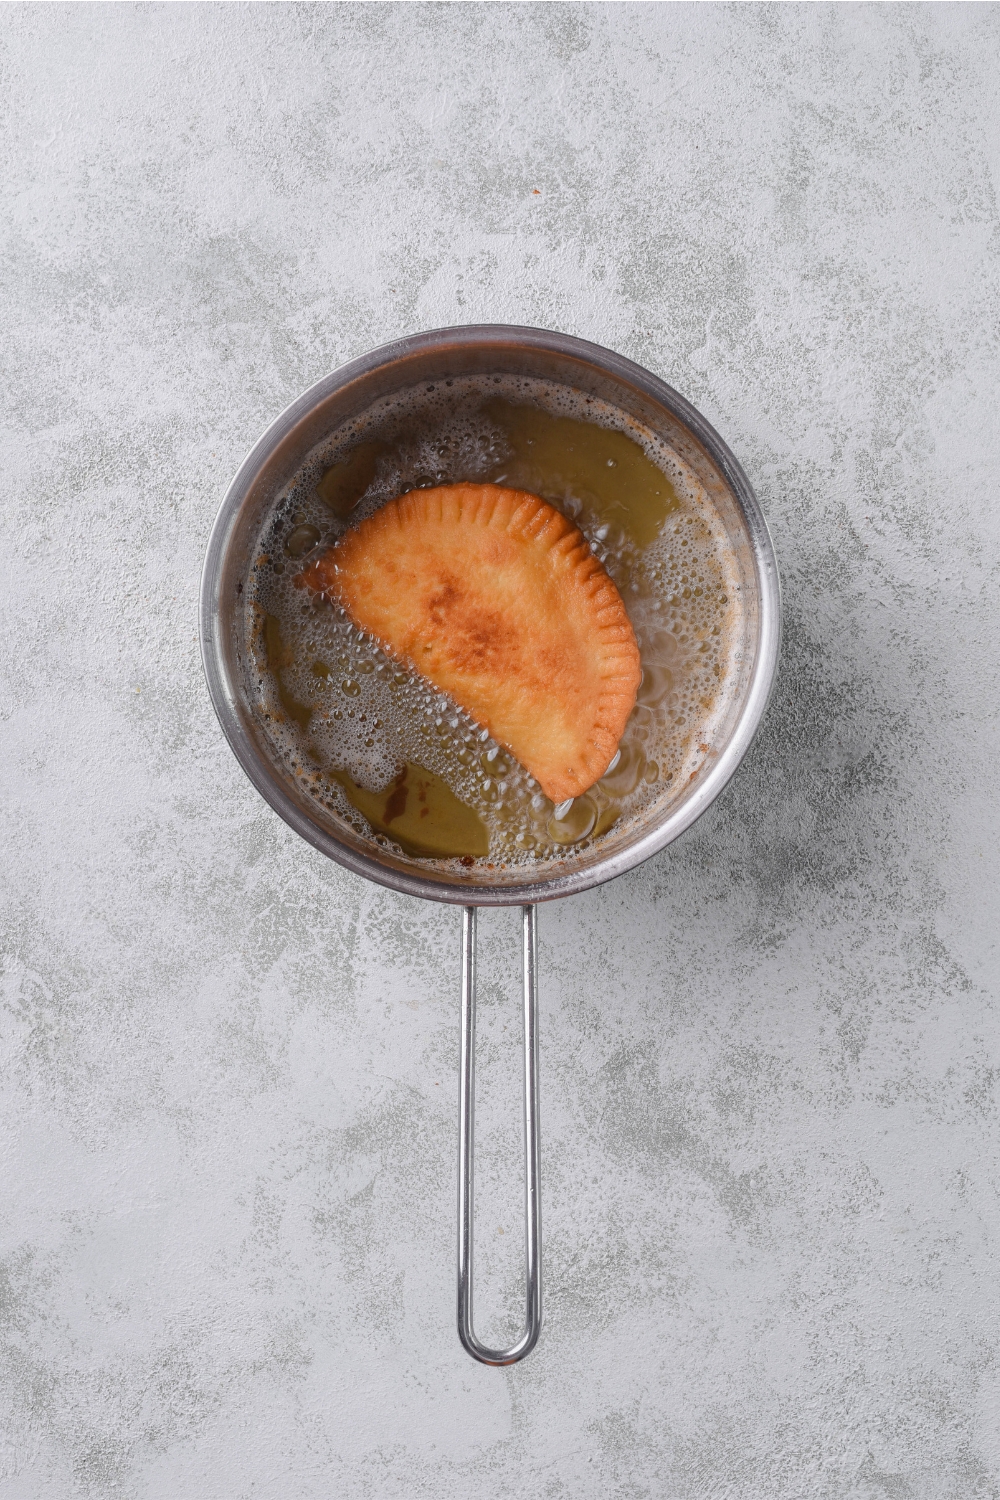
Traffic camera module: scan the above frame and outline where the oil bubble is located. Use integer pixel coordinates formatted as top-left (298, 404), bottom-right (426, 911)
top-left (547, 796), bottom-right (597, 845)
top-left (637, 663), bottom-right (673, 707)
top-left (599, 743), bottom-right (646, 797)
top-left (285, 524), bottom-right (321, 558)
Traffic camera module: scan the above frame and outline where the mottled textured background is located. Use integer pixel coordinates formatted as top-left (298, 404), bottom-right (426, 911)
top-left (2, 3), bottom-right (999, 1496)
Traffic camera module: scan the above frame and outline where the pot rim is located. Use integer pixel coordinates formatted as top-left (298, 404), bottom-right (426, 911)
top-left (200, 324), bottom-right (781, 906)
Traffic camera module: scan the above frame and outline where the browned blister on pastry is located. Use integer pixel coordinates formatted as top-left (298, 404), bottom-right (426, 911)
top-left (295, 483), bottom-right (642, 802)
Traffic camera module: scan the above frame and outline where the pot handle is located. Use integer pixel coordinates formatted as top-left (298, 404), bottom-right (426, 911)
top-left (457, 904), bottom-right (542, 1366)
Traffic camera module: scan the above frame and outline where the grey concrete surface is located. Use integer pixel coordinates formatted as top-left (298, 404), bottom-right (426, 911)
top-left (2, 3), bottom-right (999, 1496)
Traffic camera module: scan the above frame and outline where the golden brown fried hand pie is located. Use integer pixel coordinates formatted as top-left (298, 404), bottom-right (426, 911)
top-left (295, 483), bottom-right (641, 802)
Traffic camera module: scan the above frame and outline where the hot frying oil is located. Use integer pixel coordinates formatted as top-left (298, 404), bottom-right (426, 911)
top-left (248, 376), bottom-right (742, 869)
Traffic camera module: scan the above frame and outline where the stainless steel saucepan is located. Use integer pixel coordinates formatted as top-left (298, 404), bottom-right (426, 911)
top-left (199, 325), bottom-right (780, 1366)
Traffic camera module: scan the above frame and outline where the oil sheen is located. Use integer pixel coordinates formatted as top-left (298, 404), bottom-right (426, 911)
top-left (246, 375), bottom-right (743, 869)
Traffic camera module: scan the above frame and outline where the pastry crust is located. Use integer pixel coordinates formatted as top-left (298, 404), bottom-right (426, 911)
top-left (296, 483), bottom-right (641, 802)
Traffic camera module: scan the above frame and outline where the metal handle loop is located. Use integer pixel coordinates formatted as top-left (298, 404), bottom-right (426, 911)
top-left (457, 904), bottom-right (542, 1366)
